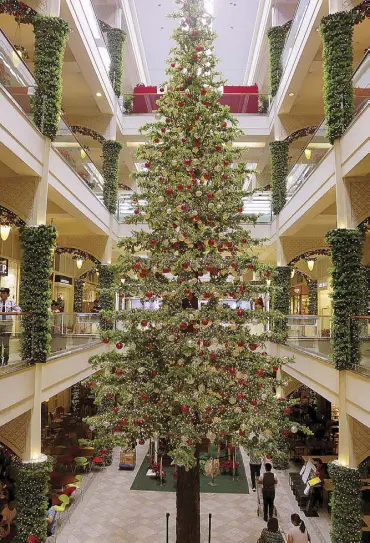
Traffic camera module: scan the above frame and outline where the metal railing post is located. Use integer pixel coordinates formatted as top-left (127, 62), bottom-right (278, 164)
top-left (166, 512), bottom-right (170, 543)
top-left (208, 513), bottom-right (212, 543)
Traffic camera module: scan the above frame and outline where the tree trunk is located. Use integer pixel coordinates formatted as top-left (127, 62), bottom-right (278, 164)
top-left (176, 458), bottom-right (200, 543)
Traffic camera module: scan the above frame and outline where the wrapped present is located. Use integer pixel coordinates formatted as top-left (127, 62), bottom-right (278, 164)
top-left (119, 449), bottom-right (136, 470)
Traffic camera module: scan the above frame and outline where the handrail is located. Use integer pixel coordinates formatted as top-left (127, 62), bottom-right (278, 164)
top-left (352, 316), bottom-right (370, 320)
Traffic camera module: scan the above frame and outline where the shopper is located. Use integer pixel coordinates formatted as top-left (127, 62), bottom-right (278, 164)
top-left (258, 462), bottom-right (278, 521)
top-left (311, 458), bottom-right (325, 510)
top-left (0, 288), bottom-right (20, 366)
top-left (287, 513), bottom-right (310, 543)
top-left (46, 498), bottom-right (56, 536)
top-left (1, 500), bottom-right (16, 524)
top-left (258, 517), bottom-right (284, 543)
top-left (0, 513), bottom-right (10, 539)
top-left (248, 438), bottom-right (262, 492)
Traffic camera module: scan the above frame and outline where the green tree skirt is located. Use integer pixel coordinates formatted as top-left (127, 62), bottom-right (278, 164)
top-left (130, 449), bottom-right (249, 494)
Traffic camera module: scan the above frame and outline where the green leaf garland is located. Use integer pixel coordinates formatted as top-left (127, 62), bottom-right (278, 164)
top-left (32, 14), bottom-right (69, 141)
top-left (319, 12), bottom-right (355, 143)
top-left (267, 26), bottom-right (286, 97)
top-left (107, 28), bottom-right (126, 97)
top-left (325, 228), bottom-right (364, 370)
top-left (270, 140), bottom-right (289, 215)
top-left (328, 462), bottom-right (362, 543)
top-left (102, 139), bottom-right (123, 214)
top-left (19, 225), bottom-right (57, 362)
top-left (272, 266), bottom-right (291, 341)
top-left (308, 279), bottom-right (318, 315)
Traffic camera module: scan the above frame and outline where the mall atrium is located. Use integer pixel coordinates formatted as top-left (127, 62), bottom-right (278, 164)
top-left (0, 0), bottom-right (369, 542)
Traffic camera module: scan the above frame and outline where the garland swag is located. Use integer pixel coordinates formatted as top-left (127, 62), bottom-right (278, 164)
top-left (32, 14), bottom-right (69, 141)
top-left (267, 25), bottom-right (286, 97)
top-left (102, 140), bottom-right (122, 213)
top-left (15, 457), bottom-right (54, 543)
top-left (20, 225), bottom-right (57, 362)
top-left (74, 277), bottom-right (84, 313)
top-left (327, 462), bottom-right (362, 543)
top-left (107, 28), bottom-right (126, 97)
top-left (325, 229), bottom-right (364, 370)
top-left (272, 266), bottom-right (291, 341)
top-left (98, 264), bottom-right (115, 331)
top-left (319, 12), bottom-right (355, 144)
top-left (270, 140), bottom-right (289, 215)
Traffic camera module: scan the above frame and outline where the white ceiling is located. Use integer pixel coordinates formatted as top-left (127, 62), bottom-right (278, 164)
top-left (133, 0), bottom-right (260, 85)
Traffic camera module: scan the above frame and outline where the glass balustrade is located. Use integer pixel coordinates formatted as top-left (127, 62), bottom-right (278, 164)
top-left (0, 313), bottom-right (102, 375)
top-left (281, 0), bottom-right (310, 70)
top-left (53, 118), bottom-right (105, 201)
top-left (117, 191), bottom-right (272, 223)
top-left (0, 28), bottom-right (35, 113)
top-left (119, 91), bottom-right (271, 115)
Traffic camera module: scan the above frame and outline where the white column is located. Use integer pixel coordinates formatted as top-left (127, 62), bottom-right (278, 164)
top-left (47, 0), bottom-right (61, 16)
top-left (276, 221), bottom-right (287, 266)
top-left (338, 371), bottom-right (355, 467)
top-left (328, 0), bottom-right (349, 14)
top-left (29, 140), bottom-right (51, 226)
top-left (24, 365), bottom-right (43, 461)
top-left (102, 227), bottom-right (113, 265)
top-left (334, 141), bottom-right (353, 229)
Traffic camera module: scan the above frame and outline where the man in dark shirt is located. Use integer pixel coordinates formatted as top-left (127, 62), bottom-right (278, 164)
top-left (258, 463), bottom-right (278, 521)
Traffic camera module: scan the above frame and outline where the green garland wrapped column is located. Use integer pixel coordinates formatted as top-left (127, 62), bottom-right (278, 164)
top-left (73, 277), bottom-right (84, 313)
top-left (15, 457), bottom-right (54, 542)
top-left (325, 229), bottom-right (364, 370)
top-left (107, 28), bottom-right (126, 97)
top-left (270, 140), bottom-right (289, 215)
top-left (272, 266), bottom-right (291, 341)
top-left (99, 264), bottom-right (115, 330)
top-left (328, 462), bottom-right (362, 543)
top-left (20, 225), bottom-right (57, 362)
top-left (102, 140), bottom-right (123, 214)
top-left (308, 279), bottom-right (318, 315)
top-left (267, 26), bottom-right (286, 97)
top-left (319, 12), bottom-right (355, 143)
top-left (32, 14), bottom-right (69, 141)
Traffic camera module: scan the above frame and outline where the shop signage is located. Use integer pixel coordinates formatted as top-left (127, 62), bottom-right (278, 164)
top-left (54, 274), bottom-right (73, 285)
top-left (294, 288), bottom-right (301, 294)
top-left (318, 281), bottom-right (327, 288)
top-left (0, 258), bottom-right (8, 276)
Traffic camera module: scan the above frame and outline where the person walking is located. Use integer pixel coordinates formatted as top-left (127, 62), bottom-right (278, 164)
top-left (248, 438), bottom-right (262, 492)
top-left (287, 513), bottom-right (310, 542)
top-left (0, 288), bottom-right (20, 366)
top-left (258, 462), bottom-right (278, 522)
top-left (258, 517), bottom-right (284, 543)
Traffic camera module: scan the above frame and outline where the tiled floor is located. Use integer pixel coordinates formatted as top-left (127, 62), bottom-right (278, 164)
top-left (57, 446), bottom-right (331, 543)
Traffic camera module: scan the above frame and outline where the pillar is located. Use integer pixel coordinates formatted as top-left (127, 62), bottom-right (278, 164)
top-left (24, 365), bottom-right (42, 461)
top-left (328, 0), bottom-right (350, 14)
top-left (338, 374), bottom-right (355, 467)
top-left (334, 141), bottom-right (353, 229)
top-left (29, 141), bottom-right (51, 226)
top-left (46, 0), bottom-right (61, 16)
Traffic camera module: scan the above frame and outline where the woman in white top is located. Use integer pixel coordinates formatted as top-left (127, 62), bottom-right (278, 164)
top-left (287, 513), bottom-right (310, 543)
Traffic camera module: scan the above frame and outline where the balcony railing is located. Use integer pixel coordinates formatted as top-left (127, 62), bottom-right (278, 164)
top-left (117, 190), bottom-right (273, 224)
top-left (286, 314), bottom-right (370, 376)
top-left (0, 313), bottom-right (101, 375)
top-left (119, 91), bottom-right (271, 115)
top-left (285, 50), bottom-right (370, 203)
top-left (281, 0), bottom-right (310, 70)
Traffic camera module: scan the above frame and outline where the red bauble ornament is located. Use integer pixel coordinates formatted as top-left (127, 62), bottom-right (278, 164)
top-left (224, 160), bottom-right (229, 166)
top-left (201, 319), bottom-right (209, 326)
top-left (256, 369), bottom-right (265, 377)
top-left (139, 439), bottom-right (145, 445)
top-left (241, 237), bottom-right (247, 244)
top-left (141, 320), bottom-right (148, 327)
top-left (165, 118), bottom-right (171, 123)
top-left (161, 127), bottom-right (166, 133)
top-left (182, 261), bottom-right (190, 269)
top-left (180, 321), bottom-right (188, 330)
top-left (283, 430), bottom-right (290, 437)
top-left (171, 62), bottom-right (176, 67)
top-left (116, 342), bottom-right (123, 350)
top-left (273, 365), bottom-right (279, 372)
top-left (163, 267), bottom-right (171, 273)
top-left (184, 158), bottom-right (191, 166)
top-left (231, 262), bottom-right (238, 269)
top-left (249, 344), bottom-right (259, 351)
top-left (215, 145), bottom-right (222, 152)
top-left (226, 241), bottom-right (233, 248)
top-left (113, 407), bottom-right (119, 413)
top-left (152, 370), bottom-right (157, 376)
top-left (186, 439), bottom-right (193, 446)
top-left (151, 239), bottom-right (157, 245)
top-left (177, 184), bottom-right (184, 191)
top-left (154, 138), bottom-right (160, 143)
top-left (237, 207), bottom-right (243, 213)
top-left (181, 404), bottom-right (190, 413)
top-left (237, 339), bottom-right (244, 347)
top-left (284, 407), bottom-right (291, 415)
top-left (141, 393), bottom-right (149, 401)
top-left (182, 137), bottom-right (187, 143)
top-left (251, 399), bottom-right (257, 406)
top-left (247, 264), bottom-right (254, 270)
top-left (239, 285), bottom-right (245, 292)
top-left (145, 291), bottom-right (153, 298)
top-left (101, 448), bottom-right (107, 455)
top-left (229, 367), bottom-right (236, 376)
top-left (120, 418), bottom-right (128, 426)
top-left (106, 393), bottom-right (112, 399)
top-left (178, 101), bottom-right (184, 108)
top-left (166, 187), bottom-right (173, 195)
top-left (103, 337), bottom-right (109, 344)
top-left (237, 309), bottom-right (244, 317)
top-left (134, 209), bottom-right (140, 215)
top-left (208, 239), bottom-right (215, 246)
top-left (239, 430), bottom-right (246, 436)
top-left (196, 44), bottom-right (204, 51)
top-left (145, 162), bottom-right (151, 169)
top-left (115, 368), bottom-right (123, 376)
top-left (192, 54), bottom-right (198, 60)
top-left (207, 192), bottom-right (214, 199)
top-left (209, 352), bottom-right (216, 361)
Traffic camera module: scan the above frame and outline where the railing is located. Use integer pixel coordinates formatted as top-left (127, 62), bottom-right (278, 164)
top-left (281, 0), bottom-right (310, 70)
top-left (117, 191), bottom-right (273, 224)
top-left (119, 91), bottom-right (271, 115)
top-left (286, 314), bottom-right (370, 377)
top-left (0, 313), bottom-right (101, 374)
top-left (0, 28), bottom-right (35, 112)
top-left (53, 119), bottom-right (105, 200)
top-left (285, 50), bottom-right (370, 202)
top-left (86, 0), bottom-right (111, 73)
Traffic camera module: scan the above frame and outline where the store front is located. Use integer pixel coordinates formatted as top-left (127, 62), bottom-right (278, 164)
top-left (290, 284), bottom-right (309, 314)
top-left (53, 274), bottom-right (74, 314)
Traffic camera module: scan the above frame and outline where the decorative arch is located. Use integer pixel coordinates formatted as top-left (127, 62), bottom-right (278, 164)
top-left (284, 125), bottom-right (318, 144)
top-left (288, 248), bottom-right (331, 267)
top-left (56, 247), bottom-right (100, 265)
top-left (0, 205), bottom-right (26, 228)
top-left (0, 0), bottom-right (36, 24)
top-left (69, 125), bottom-right (105, 145)
top-left (352, 1), bottom-right (370, 24)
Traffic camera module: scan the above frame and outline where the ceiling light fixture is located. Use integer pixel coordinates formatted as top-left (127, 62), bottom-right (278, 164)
top-left (96, 92), bottom-right (102, 97)
top-left (304, 148), bottom-right (312, 160)
top-left (76, 258), bottom-right (84, 269)
top-left (288, 92), bottom-right (295, 97)
top-left (291, 268), bottom-right (295, 279)
top-left (0, 225), bottom-right (11, 241)
top-left (307, 259), bottom-right (315, 271)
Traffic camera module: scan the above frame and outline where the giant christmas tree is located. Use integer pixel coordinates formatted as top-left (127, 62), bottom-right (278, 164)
top-left (86, 1), bottom-right (302, 540)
